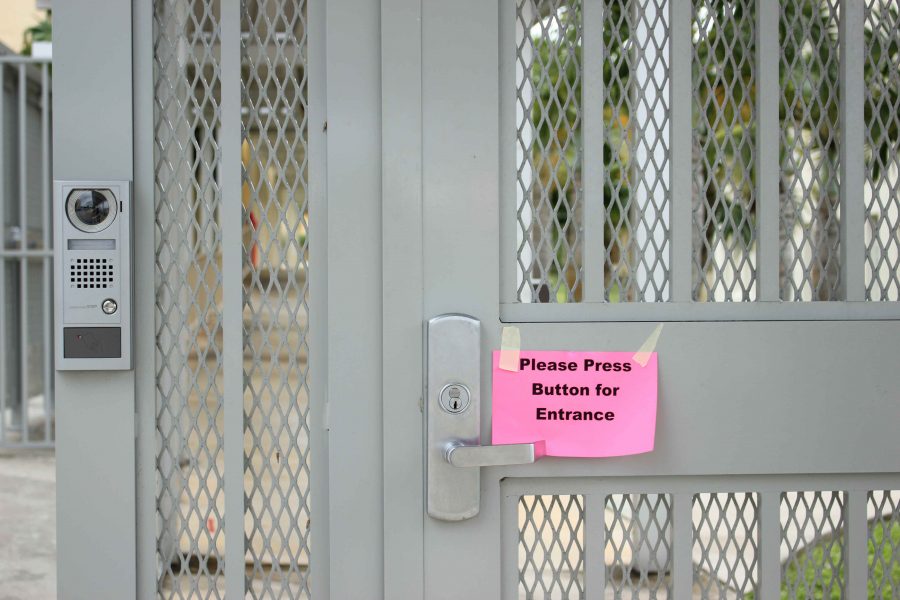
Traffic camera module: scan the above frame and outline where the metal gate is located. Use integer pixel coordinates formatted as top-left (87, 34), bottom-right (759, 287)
top-left (54, 0), bottom-right (900, 598)
top-left (0, 54), bottom-right (53, 449)
top-left (407, 0), bottom-right (900, 598)
top-left (57, 0), bottom-right (383, 596)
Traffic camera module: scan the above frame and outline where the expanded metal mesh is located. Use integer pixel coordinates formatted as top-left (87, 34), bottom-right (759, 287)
top-left (692, 492), bottom-right (759, 598)
top-left (518, 495), bottom-right (585, 599)
top-left (603, 0), bottom-right (671, 302)
top-left (863, 0), bottom-right (900, 302)
top-left (241, 0), bottom-right (311, 596)
top-left (153, 0), bottom-right (225, 597)
top-left (154, 0), bottom-right (312, 597)
top-left (514, 0), bottom-right (583, 303)
top-left (692, 1), bottom-right (758, 302)
top-left (781, 491), bottom-right (846, 599)
top-left (605, 493), bottom-right (672, 598)
top-left (507, 0), bottom-right (900, 307)
top-left (513, 487), bottom-right (900, 599)
top-left (868, 490), bottom-right (900, 598)
top-left (779, 0), bottom-right (842, 302)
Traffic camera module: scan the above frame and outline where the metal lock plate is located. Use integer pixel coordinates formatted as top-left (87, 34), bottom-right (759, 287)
top-left (426, 314), bottom-right (481, 520)
top-left (426, 314), bottom-right (543, 521)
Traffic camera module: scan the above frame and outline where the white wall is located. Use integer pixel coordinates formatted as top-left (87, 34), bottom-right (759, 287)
top-left (0, 1), bottom-right (44, 54)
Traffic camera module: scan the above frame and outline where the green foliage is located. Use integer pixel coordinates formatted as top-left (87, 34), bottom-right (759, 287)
top-left (693, 1), bottom-right (757, 250)
top-left (868, 520), bottom-right (900, 599)
top-left (22, 12), bottom-right (52, 57)
top-left (780, 535), bottom-right (844, 600)
top-left (863, 4), bottom-right (900, 181)
top-left (744, 520), bottom-right (900, 600)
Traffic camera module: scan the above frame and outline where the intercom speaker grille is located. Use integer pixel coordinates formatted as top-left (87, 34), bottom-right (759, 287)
top-left (68, 258), bottom-right (114, 289)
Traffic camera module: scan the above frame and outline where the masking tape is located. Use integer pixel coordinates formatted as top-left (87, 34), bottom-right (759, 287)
top-left (632, 323), bottom-right (664, 367)
top-left (499, 325), bottom-right (521, 371)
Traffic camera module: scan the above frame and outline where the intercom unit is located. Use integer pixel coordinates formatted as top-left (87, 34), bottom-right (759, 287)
top-left (54, 181), bottom-right (133, 370)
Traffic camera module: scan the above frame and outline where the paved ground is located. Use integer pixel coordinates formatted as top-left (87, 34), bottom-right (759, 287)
top-left (0, 450), bottom-right (56, 600)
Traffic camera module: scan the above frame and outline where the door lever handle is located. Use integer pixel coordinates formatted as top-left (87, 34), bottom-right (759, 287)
top-left (427, 314), bottom-right (544, 520)
top-left (445, 441), bottom-right (545, 468)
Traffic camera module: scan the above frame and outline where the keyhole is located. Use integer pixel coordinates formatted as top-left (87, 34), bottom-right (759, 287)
top-left (440, 383), bottom-right (469, 414)
top-left (449, 387), bottom-right (461, 410)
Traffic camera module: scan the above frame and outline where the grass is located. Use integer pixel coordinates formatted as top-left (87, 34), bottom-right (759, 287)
top-left (744, 521), bottom-right (900, 599)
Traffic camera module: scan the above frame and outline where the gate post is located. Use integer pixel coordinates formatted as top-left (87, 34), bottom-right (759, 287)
top-left (53, 1), bottom-right (137, 598)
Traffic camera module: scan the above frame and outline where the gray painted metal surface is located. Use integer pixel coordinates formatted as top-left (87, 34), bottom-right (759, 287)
top-left (55, 0), bottom-right (900, 598)
top-left (381, 0), bottom-right (425, 596)
top-left (418, 0), bottom-right (900, 598)
top-left (54, 0), bottom-right (136, 598)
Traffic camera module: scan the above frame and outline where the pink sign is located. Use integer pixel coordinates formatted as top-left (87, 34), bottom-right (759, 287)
top-left (491, 351), bottom-right (658, 457)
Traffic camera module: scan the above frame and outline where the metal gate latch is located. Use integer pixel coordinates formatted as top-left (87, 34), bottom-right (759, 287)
top-left (426, 314), bottom-right (544, 521)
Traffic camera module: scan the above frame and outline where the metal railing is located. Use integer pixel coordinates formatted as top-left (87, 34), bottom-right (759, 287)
top-left (0, 54), bottom-right (54, 449)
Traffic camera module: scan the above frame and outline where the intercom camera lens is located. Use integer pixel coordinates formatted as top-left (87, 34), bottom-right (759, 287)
top-left (73, 191), bottom-right (110, 226)
top-left (66, 189), bottom-right (118, 233)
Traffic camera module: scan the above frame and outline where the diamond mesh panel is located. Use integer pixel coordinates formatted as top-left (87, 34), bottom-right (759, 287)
top-left (781, 491), bottom-right (846, 599)
top-left (868, 490), bottom-right (900, 598)
top-left (692, 1), bottom-right (758, 302)
top-left (153, 0), bottom-right (225, 596)
top-left (518, 495), bottom-right (585, 599)
top-left (779, 0), bottom-right (843, 301)
top-left (514, 0), bottom-right (583, 303)
top-left (605, 493), bottom-right (672, 598)
top-left (863, 1), bottom-right (900, 301)
top-left (603, 0), bottom-right (671, 303)
top-left (692, 492), bottom-right (759, 598)
top-left (241, 0), bottom-right (311, 597)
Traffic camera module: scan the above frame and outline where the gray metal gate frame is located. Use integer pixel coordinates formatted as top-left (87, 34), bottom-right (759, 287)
top-left (404, 0), bottom-right (900, 599)
top-left (54, 0), bottom-right (137, 597)
top-left (55, 1), bottom-right (385, 598)
top-left (54, 0), bottom-right (900, 598)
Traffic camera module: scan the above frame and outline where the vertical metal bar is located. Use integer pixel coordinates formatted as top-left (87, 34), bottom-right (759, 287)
top-left (501, 493), bottom-right (519, 600)
top-left (326, 0), bottom-right (384, 592)
top-left (759, 491), bottom-right (782, 599)
top-left (381, 0), bottom-right (424, 595)
top-left (220, 0), bottom-right (244, 595)
top-left (840, 0), bottom-right (864, 301)
top-left (669, 0), bottom-right (693, 301)
top-left (41, 62), bottom-right (51, 442)
top-left (672, 492), bottom-right (694, 598)
top-left (307, 0), bottom-right (329, 596)
top-left (845, 489), bottom-right (868, 599)
top-left (582, 0), bottom-right (605, 302)
top-left (757, 0), bottom-right (781, 301)
top-left (499, 0), bottom-right (517, 304)
top-left (18, 63), bottom-right (29, 443)
top-left (0, 62), bottom-right (6, 444)
top-left (132, 0), bottom-right (158, 590)
top-left (584, 492), bottom-right (606, 599)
